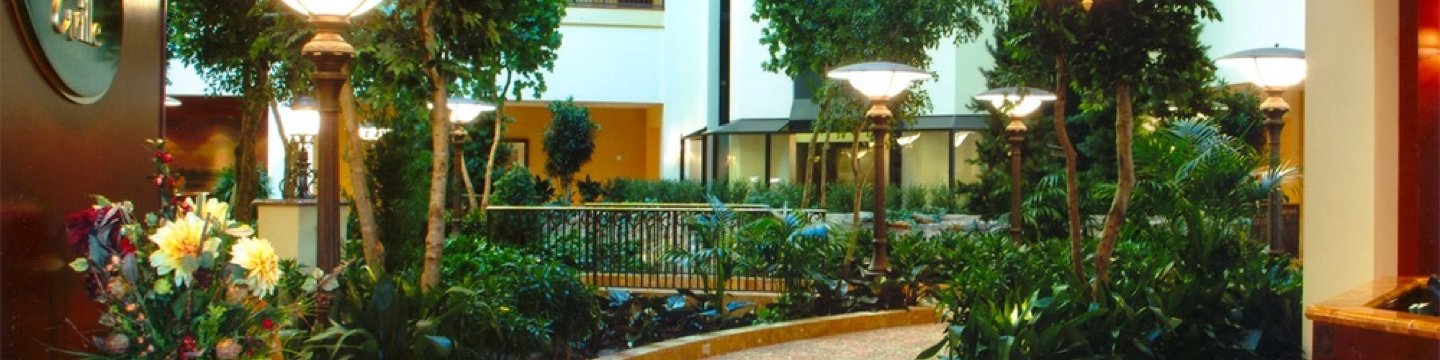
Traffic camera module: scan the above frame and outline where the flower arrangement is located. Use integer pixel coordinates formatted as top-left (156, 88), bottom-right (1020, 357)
top-left (61, 139), bottom-right (335, 359)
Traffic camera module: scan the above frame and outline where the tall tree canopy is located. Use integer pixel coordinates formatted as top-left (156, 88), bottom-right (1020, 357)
top-left (167, 0), bottom-right (310, 222)
top-left (1071, 0), bottom-right (1219, 287)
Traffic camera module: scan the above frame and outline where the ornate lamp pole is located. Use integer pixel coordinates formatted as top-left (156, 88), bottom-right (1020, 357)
top-left (827, 61), bottom-right (932, 276)
top-left (1217, 46), bottom-right (1306, 252)
top-left (280, 0), bottom-right (384, 270)
top-left (975, 87), bottom-right (1056, 245)
top-left (284, 95), bottom-right (321, 198)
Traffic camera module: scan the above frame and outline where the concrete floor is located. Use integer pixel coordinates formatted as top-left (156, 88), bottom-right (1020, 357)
top-left (705, 323), bottom-right (947, 360)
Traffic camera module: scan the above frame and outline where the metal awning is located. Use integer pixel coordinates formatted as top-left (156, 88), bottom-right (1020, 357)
top-left (898, 114), bottom-right (989, 131)
top-left (709, 118), bottom-right (791, 134)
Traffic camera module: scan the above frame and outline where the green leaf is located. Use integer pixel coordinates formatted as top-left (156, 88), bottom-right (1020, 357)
top-left (68, 258), bottom-right (88, 272)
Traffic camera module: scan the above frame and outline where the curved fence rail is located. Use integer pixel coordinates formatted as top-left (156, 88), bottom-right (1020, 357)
top-left (486, 205), bottom-right (823, 292)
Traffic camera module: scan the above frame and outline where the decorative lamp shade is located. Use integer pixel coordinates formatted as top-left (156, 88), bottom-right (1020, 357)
top-left (358, 126), bottom-right (390, 141)
top-left (280, 0), bottom-right (384, 17)
top-left (429, 98), bottom-right (496, 124)
top-left (974, 87), bottom-right (1057, 118)
top-left (1216, 46), bottom-right (1307, 89)
top-left (826, 62), bottom-right (932, 101)
top-left (285, 96), bottom-right (321, 137)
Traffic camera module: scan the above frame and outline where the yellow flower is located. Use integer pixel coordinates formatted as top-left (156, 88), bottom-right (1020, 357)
top-left (230, 237), bottom-right (281, 297)
top-left (198, 198), bottom-right (231, 226)
top-left (148, 213), bottom-right (220, 288)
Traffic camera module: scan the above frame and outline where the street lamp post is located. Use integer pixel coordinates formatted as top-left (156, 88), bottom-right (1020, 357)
top-left (1217, 46), bottom-right (1306, 252)
top-left (284, 96), bottom-right (321, 199)
top-left (281, 0), bottom-right (384, 270)
top-left (827, 61), bottom-right (932, 276)
top-left (975, 87), bottom-right (1056, 245)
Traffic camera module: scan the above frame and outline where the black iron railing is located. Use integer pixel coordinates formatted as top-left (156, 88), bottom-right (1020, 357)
top-left (486, 205), bottom-right (822, 292)
top-left (570, 0), bottom-right (664, 10)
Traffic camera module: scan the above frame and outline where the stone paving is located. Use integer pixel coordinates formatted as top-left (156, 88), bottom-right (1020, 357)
top-left (706, 323), bottom-right (947, 360)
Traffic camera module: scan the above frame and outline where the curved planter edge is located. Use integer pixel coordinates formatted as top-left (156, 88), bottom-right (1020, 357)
top-left (599, 306), bottom-right (939, 360)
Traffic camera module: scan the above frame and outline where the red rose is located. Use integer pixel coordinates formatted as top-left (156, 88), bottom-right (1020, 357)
top-left (117, 238), bottom-right (136, 256)
top-left (64, 207), bottom-right (99, 254)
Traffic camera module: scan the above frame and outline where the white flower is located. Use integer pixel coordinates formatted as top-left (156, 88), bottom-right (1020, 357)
top-left (229, 237), bottom-right (281, 297)
top-left (198, 198), bottom-right (231, 226)
top-left (148, 213), bottom-right (220, 288)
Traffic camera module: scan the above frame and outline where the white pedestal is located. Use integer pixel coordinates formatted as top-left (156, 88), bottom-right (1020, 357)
top-left (254, 199), bottom-right (349, 267)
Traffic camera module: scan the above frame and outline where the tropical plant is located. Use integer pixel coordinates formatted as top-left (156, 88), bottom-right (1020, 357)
top-left (210, 166), bottom-right (273, 203)
top-left (543, 98), bottom-right (599, 200)
top-left (922, 119), bottom-right (1303, 359)
top-left (740, 209), bottom-right (839, 318)
top-left (664, 196), bottom-right (748, 313)
top-left (304, 267), bottom-right (462, 359)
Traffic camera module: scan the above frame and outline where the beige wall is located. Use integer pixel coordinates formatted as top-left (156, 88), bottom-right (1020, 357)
top-left (1302, 0), bottom-right (1399, 352)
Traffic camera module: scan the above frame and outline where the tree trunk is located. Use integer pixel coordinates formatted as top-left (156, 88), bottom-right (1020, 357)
top-left (1054, 54), bottom-right (1084, 283)
top-left (850, 124), bottom-right (863, 233)
top-left (339, 69), bottom-right (385, 273)
top-left (1094, 80), bottom-right (1136, 291)
top-left (800, 125), bottom-right (819, 208)
top-left (460, 150), bottom-right (478, 211)
top-left (232, 67), bottom-right (268, 223)
top-left (419, 0), bottom-right (450, 291)
top-left (819, 131), bottom-right (832, 207)
top-left (480, 71), bottom-right (516, 211)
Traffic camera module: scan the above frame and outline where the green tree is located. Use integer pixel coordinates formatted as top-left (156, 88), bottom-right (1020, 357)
top-left (348, 0), bottom-right (565, 289)
top-left (1070, 0), bottom-right (1220, 288)
top-left (542, 98), bottom-right (598, 199)
top-left (167, 0), bottom-right (308, 222)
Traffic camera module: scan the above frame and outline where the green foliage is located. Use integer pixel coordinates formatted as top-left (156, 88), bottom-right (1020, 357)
top-left (306, 267), bottom-right (461, 359)
top-left (576, 175), bottom-right (604, 203)
top-left (1071, 0), bottom-right (1221, 110)
top-left (925, 119), bottom-right (1303, 359)
top-left (601, 178), bottom-right (707, 203)
top-left (210, 167), bottom-right (273, 205)
top-left (922, 225), bottom-right (1301, 359)
top-left (664, 197), bottom-right (746, 311)
top-left (492, 166), bottom-right (544, 206)
top-left (595, 289), bottom-right (756, 350)
top-left (489, 166), bottom-right (545, 246)
top-left (441, 234), bottom-right (600, 359)
top-left (367, 120), bottom-right (434, 271)
top-left (543, 99), bottom-right (599, 195)
top-left (738, 209), bottom-right (842, 318)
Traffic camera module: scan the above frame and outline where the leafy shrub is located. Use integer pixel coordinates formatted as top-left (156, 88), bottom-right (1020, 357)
top-left (594, 289), bottom-right (755, 350)
top-left (923, 119), bottom-right (1303, 359)
top-left (441, 233), bottom-right (601, 359)
top-left (489, 166), bottom-right (545, 245)
top-left (308, 266), bottom-right (462, 359)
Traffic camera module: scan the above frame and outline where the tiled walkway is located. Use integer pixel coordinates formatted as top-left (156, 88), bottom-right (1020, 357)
top-left (706, 323), bottom-right (947, 360)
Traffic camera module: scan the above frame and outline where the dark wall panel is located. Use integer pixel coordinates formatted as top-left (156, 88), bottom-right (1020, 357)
top-left (1, 1), bottom-right (163, 358)
top-left (1400, 0), bottom-right (1440, 276)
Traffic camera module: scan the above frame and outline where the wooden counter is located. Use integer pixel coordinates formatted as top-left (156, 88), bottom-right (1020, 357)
top-left (1306, 277), bottom-right (1440, 359)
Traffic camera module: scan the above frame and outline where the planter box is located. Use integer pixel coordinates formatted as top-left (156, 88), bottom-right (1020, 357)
top-left (1306, 277), bottom-right (1440, 359)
